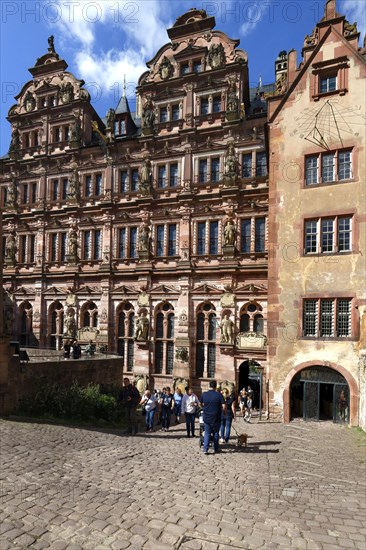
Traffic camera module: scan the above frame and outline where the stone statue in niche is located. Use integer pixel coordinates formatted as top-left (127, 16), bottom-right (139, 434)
top-left (67, 167), bottom-right (80, 200)
top-left (5, 233), bottom-right (17, 264)
top-left (226, 80), bottom-right (238, 113)
top-left (159, 56), bottom-right (174, 80)
top-left (142, 98), bottom-right (155, 128)
top-left (135, 312), bottom-right (149, 341)
top-left (64, 308), bottom-right (77, 338)
top-left (6, 179), bottom-right (17, 208)
top-left (67, 228), bottom-right (79, 260)
top-left (139, 158), bottom-right (152, 192)
top-left (8, 128), bottom-right (20, 158)
top-left (223, 219), bottom-right (236, 246)
top-left (138, 223), bottom-right (150, 253)
top-left (24, 91), bottom-right (36, 113)
top-left (220, 314), bottom-right (235, 345)
top-left (223, 143), bottom-right (238, 183)
top-left (208, 43), bottom-right (226, 69)
top-left (69, 118), bottom-right (81, 146)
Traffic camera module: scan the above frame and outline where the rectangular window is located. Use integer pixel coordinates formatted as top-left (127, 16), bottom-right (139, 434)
top-left (305, 220), bottom-right (318, 254)
top-left (84, 231), bottom-right (91, 260)
top-left (22, 184), bottom-right (28, 204)
top-left (197, 222), bottom-right (206, 255)
top-left (172, 104), bottom-right (180, 121)
top-left (156, 224), bottom-right (165, 256)
top-left (85, 175), bottom-right (92, 197)
top-left (199, 159), bottom-right (208, 183)
top-left (51, 234), bottom-right (57, 262)
top-left (94, 230), bottom-right (102, 260)
top-left (62, 179), bottom-right (68, 200)
top-left (170, 163), bottom-right (178, 187)
top-left (338, 217), bottom-right (351, 252)
top-left (212, 96), bottom-right (221, 113)
top-left (95, 174), bottom-right (102, 196)
top-left (338, 150), bottom-right (352, 180)
top-left (304, 215), bottom-right (352, 254)
top-left (64, 126), bottom-right (70, 141)
top-left (242, 154), bottom-right (252, 178)
top-left (256, 152), bottom-right (267, 177)
top-left (181, 63), bottom-right (190, 75)
top-left (52, 180), bottom-right (59, 201)
top-left (31, 183), bottom-right (37, 203)
top-left (193, 61), bottom-right (201, 73)
top-left (166, 342), bottom-right (174, 374)
top-left (119, 228), bottom-right (126, 258)
top-left (158, 166), bottom-right (166, 188)
top-left (160, 107), bottom-right (168, 123)
top-left (131, 169), bottom-right (138, 192)
top-left (321, 219), bottom-right (334, 252)
top-left (320, 75), bottom-right (337, 93)
top-left (322, 153), bottom-right (335, 183)
top-left (201, 98), bottom-right (209, 115)
top-left (127, 340), bottom-right (134, 371)
top-left (211, 158), bottom-right (220, 182)
top-left (155, 341), bottom-right (163, 374)
top-left (60, 233), bottom-right (67, 262)
top-left (168, 224), bottom-right (176, 256)
top-left (303, 298), bottom-right (351, 337)
top-left (129, 227), bottom-right (137, 258)
top-left (254, 218), bottom-right (265, 253)
top-left (306, 149), bottom-right (352, 186)
top-left (120, 170), bottom-right (128, 193)
top-left (209, 221), bottom-right (219, 255)
top-left (55, 128), bottom-right (61, 142)
top-left (241, 219), bottom-right (251, 253)
top-left (20, 235), bottom-right (27, 263)
top-left (30, 235), bottom-right (36, 263)
top-left (207, 344), bottom-right (216, 378)
top-left (306, 156), bottom-right (318, 185)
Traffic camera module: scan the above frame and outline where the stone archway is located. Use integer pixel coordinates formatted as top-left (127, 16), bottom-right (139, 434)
top-left (283, 361), bottom-right (359, 426)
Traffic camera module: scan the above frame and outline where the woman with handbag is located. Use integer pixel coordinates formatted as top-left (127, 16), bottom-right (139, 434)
top-left (140, 390), bottom-right (157, 433)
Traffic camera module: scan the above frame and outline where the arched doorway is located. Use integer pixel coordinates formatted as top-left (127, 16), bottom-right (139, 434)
top-left (290, 366), bottom-right (349, 423)
top-left (238, 360), bottom-right (262, 411)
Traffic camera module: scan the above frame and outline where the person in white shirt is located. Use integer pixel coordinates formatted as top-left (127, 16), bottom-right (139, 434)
top-left (140, 390), bottom-right (157, 432)
top-left (181, 387), bottom-right (200, 437)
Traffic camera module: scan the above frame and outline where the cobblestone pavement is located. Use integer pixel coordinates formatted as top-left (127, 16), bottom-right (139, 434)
top-left (1, 417), bottom-right (365, 550)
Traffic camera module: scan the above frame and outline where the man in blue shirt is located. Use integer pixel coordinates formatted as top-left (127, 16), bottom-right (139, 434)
top-left (200, 380), bottom-right (226, 454)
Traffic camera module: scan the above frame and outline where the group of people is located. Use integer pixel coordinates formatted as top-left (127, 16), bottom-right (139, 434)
top-left (62, 339), bottom-right (96, 359)
top-left (119, 378), bottom-right (255, 454)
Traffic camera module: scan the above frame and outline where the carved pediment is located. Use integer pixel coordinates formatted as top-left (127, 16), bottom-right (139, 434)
top-left (75, 285), bottom-right (99, 295)
top-left (111, 285), bottom-right (138, 295)
top-left (236, 283), bottom-right (267, 294)
top-left (43, 286), bottom-right (68, 297)
top-left (191, 284), bottom-right (222, 296)
top-left (195, 78), bottom-right (225, 93)
top-left (174, 44), bottom-right (207, 60)
top-left (150, 284), bottom-right (179, 295)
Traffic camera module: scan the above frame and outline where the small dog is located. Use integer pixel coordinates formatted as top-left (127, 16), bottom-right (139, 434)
top-left (236, 433), bottom-right (248, 447)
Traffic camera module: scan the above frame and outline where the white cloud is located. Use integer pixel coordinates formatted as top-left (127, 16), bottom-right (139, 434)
top-left (341, 1), bottom-right (366, 39)
top-left (52, 0), bottom-right (173, 97)
top-left (239, 1), bottom-right (272, 37)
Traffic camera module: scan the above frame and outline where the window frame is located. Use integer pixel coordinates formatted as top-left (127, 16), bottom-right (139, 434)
top-left (304, 149), bottom-right (353, 186)
top-left (304, 215), bottom-right (353, 255)
top-left (302, 297), bottom-right (353, 339)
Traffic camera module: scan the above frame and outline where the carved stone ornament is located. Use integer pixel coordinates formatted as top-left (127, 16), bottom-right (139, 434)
top-left (208, 43), bottom-right (226, 69)
top-left (138, 291), bottom-right (149, 307)
top-left (173, 378), bottom-right (189, 393)
top-left (24, 91), bottom-right (36, 113)
top-left (106, 108), bottom-right (115, 130)
top-left (135, 375), bottom-right (149, 395)
top-left (59, 82), bottom-right (74, 104)
top-left (64, 307), bottom-right (77, 339)
top-left (142, 98), bottom-right (155, 129)
top-left (219, 380), bottom-right (235, 396)
top-left (5, 179), bottom-right (17, 208)
top-left (5, 232), bottom-right (17, 265)
top-left (175, 347), bottom-right (189, 362)
top-left (220, 292), bottom-right (235, 308)
top-left (220, 315), bottom-right (235, 345)
top-left (223, 219), bottom-right (236, 247)
top-left (135, 312), bottom-right (149, 341)
top-left (8, 128), bottom-right (20, 158)
top-left (65, 293), bottom-right (77, 307)
top-left (159, 56), bottom-right (174, 80)
top-left (236, 332), bottom-right (267, 350)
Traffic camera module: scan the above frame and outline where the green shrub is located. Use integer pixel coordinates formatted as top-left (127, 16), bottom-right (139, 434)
top-left (17, 379), bottom-right (120, 423)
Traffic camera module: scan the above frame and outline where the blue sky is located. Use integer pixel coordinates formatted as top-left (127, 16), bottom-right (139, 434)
top-left (1, 0), bottom-right (365, 155)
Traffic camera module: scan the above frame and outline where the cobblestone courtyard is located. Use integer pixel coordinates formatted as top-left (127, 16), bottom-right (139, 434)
top-left (1, 418), bottom-right (365, 550)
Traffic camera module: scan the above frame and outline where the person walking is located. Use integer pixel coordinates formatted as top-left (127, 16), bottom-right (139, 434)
top-left (140, 390), bottom-right (157, 432)
top-left (238, 389), bottom-right (247, 417)
top-left (173, 387), bottom-right (183, 424)
top-left (200, 380), bottom-right (226, 454)
top-left (220, 389), bottom-right (237, 443)
top-left (160, 387), bottom-right (174, 431)
top-left (118, 377), bottom-right (140, 434)
top-left (244, 393), bottom-right (253, 423)
top-left (181, 387), bottom-right (200, 437)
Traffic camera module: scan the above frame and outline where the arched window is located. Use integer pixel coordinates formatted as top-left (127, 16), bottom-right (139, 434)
top-left (240, 302), bottom-right (265, 334)
top-left (154, 302), bottom-right (175, 374)
top-left (82, 301), bottom-right (98, 328)
top-left (18, 301), bottom-right (33, 346)
top-left (117, 302), bottom-right (134, 371)
top-left (196, 303), bottom-right (216, 378)
top-left (49, 301), bottom-right (64, 350)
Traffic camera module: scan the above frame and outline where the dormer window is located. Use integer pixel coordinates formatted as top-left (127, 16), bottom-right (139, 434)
top-left (320, 75), bottom-right (337, 93)
top-left (193, 60), bottom-right (202, 73)
top-left (114, 119), bottom-right (126, 136)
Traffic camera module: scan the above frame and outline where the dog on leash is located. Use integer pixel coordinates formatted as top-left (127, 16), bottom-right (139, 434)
top-left (236, 433), bottom-right (248, 447)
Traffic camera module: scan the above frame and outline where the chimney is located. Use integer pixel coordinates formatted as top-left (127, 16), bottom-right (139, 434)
top-left (324, 0), bottom-right (336, 20)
